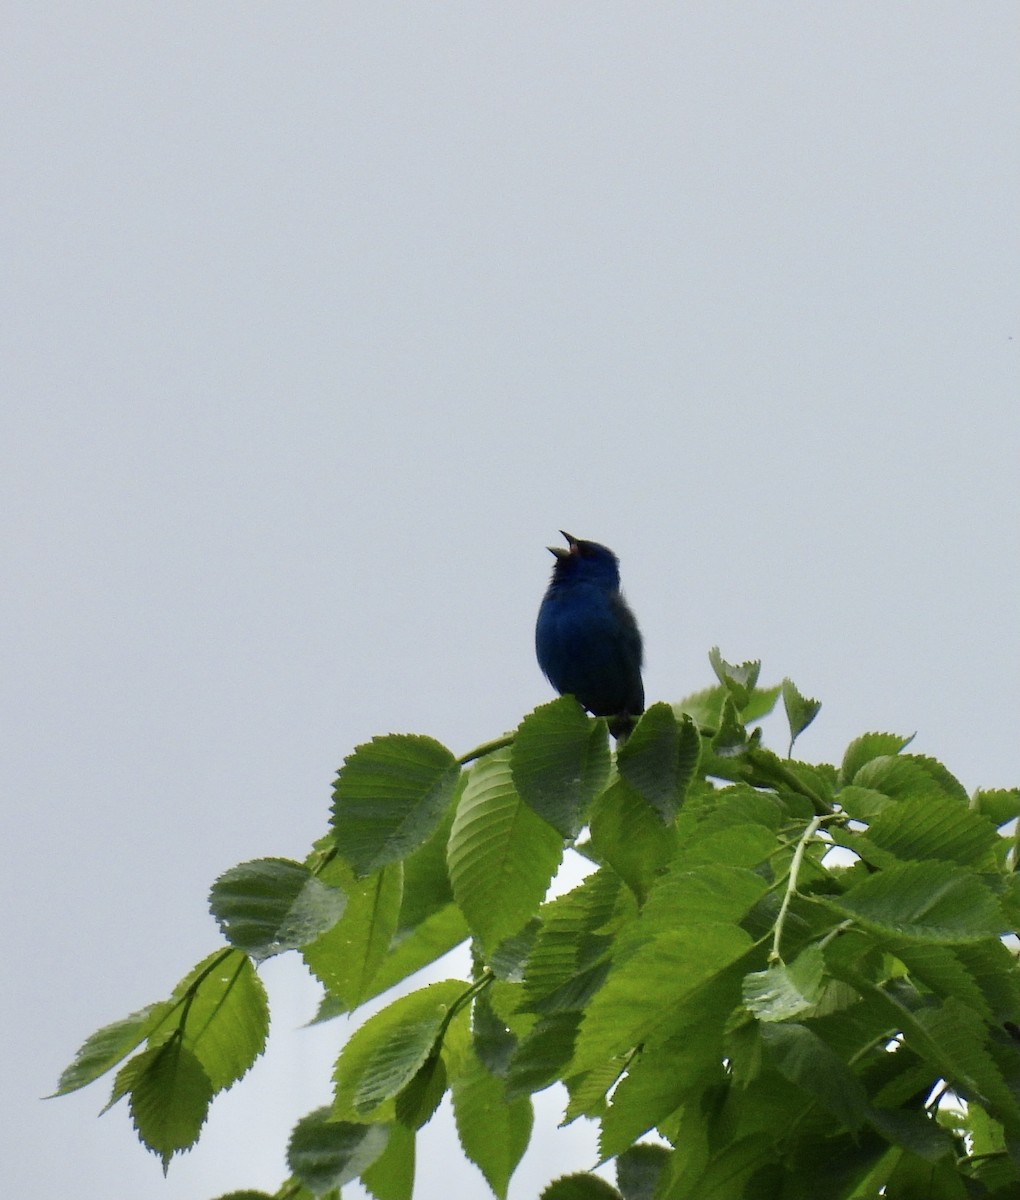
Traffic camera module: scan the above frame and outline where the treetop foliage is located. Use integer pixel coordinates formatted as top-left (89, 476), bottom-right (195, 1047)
top-left (55, 651), bottom-right (1020, 1199)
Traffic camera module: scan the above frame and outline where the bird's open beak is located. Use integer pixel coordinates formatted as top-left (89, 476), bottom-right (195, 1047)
top-left (548, 531), bottom-right (579, 559)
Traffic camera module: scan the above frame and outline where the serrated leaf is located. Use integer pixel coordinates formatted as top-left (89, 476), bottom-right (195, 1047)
top-left (708, 647), bottom-right (761, 708)
top-left (856, 988), bottom-right (1020, 1138)
top-left (617, 1143), bottom-right (671, 1200)
top-left (822, 860), bottom-right (1006, 943)
top-left (211, 1191), bottom-right (277, 1199)
top-left (505, 1012), bottom-right (582, 1098)
top-left (617, 704), bottom-right (699, 823)
top-left (361, 903), bottom-right (471, 1004)
top-left (395, 799), bottom-right (458, 934)
top-left (511, 697), bottom-right (611, 838)
top-left (570, 923), bottom-right (754, 1076)
top-left (209, 858), bottom-right (347, 961)
top-left (394, 1054), bottom-right (447, 1129)
top-left (588, 778), bottom-right (678, 902)
top-left (472, 990), bottom-right (517, 1076)
top-left (541, 1175), bottom-right (622, 1200)
top-left (641, 863), bottom-right (771, 935)
top-left (953, 938), bottom-right (1020, 1025)
top-left (175, 949), bottom-right (269, 1091)
top-left (521, 869), bottom-right (632, 1015)
top-left (666, 1132), bottom-right (775, 1200)
top-left (972, 788), bottom-right (1020, 828)
top-left (865, 1106), bottom-right (954, 1163)
top-left (127, 1037), bottom-right (212, 1171)
top-left (854, 754), bottom-right (966, 804)
top-left (760, 1021), bottom-right (869, 1131)
top-left (840, 733), bottom-right (914, 786)
top-left (683, 822), bottom-right (778, 870)
top-left (851, 794), bottom-right (1001, 869)
top-left (743, 946), bottom-right (826, 1022)
top-left (563, 1057), bottom-right (628, 1123)
top-left (332, 734), bottom-right (460, 876)
top-left (302, 860), bottom-right (403, 1012)
top-left (837, 785), bottom-right (897, 822)
top-left (51, 1001), bottom-right (173, 1096)
top-left (598, 968), bottom-right (735, 1161)
top-left (286, 1106), bottom-right (389, 1193)
top-left (360, 1120), bottom-right (415, 1200)
top-left (333, 980), bottom-right (466, 1119)
top-left (673, 685), bottom-right (726, 728)
top-left (711, 696), bottom-right (748, 757)
top-left (452, 1049), bottom-right (532, 1200)
top-left (488, 919), bottom-right (541, 983)
top-left (447, 748), bottom-right (563, 952)
top-left (782, 678), bottom-right (821, 753)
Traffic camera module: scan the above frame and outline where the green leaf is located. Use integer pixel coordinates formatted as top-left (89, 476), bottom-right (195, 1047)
top-left (711, 696), bottom-right (748, 757)
top-left (209, 858), bottom-right (347, 961)
top-left (212, 1191), bottom-right (277, 1199)
top-left (472, 989), bottom-right (517, 1077)
top-left (487, 919), bottom-right (540, 983)
top-left (332, 734), bottom-right (461, 877)
top-left (451, 1049), bottom-right (532, 1200)
top-left (971, 787), bottom-right (1020, 827)
top-left (743, 946), bottom-right (827, 1022)
top-left (127, 1037), bottom-right (213, 1171)
top-left (847, 795), bottom-right (1001, 869)
top-left (760, 1022), bottom-right (869, 1131)
top-left (563, 1057), bottom-right (628, 1124)
top-left (854, 754), bottom-right (966, 803)
top-left (286, 1107), bottom-right (389, 1193)
top-left (822, 860), bottom-right (1006, 943)
top-left (673, 685), bottom-right (726, 728)
top-left (447, 748), bottom-right (563, 952)
top-left (570, 924), bottom-right (755, 1076)
top-left (360, 903), bottom-right (471, 1004)
top-left (395, 1054), bottom-right (447, 1129)
top-left (840, 732), bottom-right (914, 786)
top-left (640, 862), bottom-right (771, 935)
top-left (511, 697), bottom-right (611, 838)
top-left (521, 869), bottom-right (631, 1016)
top-left (541, 1175), bottom-right (622, 1200)
top-left (866, 1107), bottom-right (955, 1164)
top-left (662, 1132), bottom-right (775, 1200)
top-left (505, 1012), bottom-right (583, 1098)
top-left (360, 1120), bottom-right (416, 1200)
top-left (674, 682), bottom-right (780, 728)
top-left (953, 938), bottom-right (1020, 1025)
top-left (395, 799), bottom-right (457, 933)
top-left (598, 964), bottom-right (737, 1160)
top-left (588, 778), bottom-right (678, 902)
top-left (782, 678), bottom-right (821, 752)
top-left (708, 647), bottom-right (761, 709)
top-left (617, 1144), bottom-right (671, 1200)
top-left (302, 860), bottom-right (403, 1012)
top-left (683, 821), bottom-right (778, 870)
top-left (51, 1001), bottom-right (173, 1096)
top-left (175, 950), bottom-right (269, 1091)
top-left (333, 980), bottom-right (466, 1119)
top-left (617, 704), bottom-right (700, 823)
top-left (837, 785), bottom-right (899, 822)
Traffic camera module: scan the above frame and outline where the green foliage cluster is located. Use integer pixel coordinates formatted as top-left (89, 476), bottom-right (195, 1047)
top-left (56, 652), bottom-right (1020, 1199)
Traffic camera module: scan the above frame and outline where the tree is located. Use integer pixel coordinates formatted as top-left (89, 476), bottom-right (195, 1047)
top-left (54, 651), bottom-right (1020, 1199)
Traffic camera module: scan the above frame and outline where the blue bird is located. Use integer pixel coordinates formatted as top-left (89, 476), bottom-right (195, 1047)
top-left (535, 532), bottom-right (644, 738)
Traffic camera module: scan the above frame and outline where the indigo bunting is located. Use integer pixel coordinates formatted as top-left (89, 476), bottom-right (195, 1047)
top-left (535, 533), bottom-right (644, 738)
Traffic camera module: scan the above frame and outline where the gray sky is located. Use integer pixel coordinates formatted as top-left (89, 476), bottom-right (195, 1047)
top-left (4, 5), bottom-right (1018, 1198)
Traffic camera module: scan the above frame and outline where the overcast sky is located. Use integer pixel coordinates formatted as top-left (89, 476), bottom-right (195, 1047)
top-left (4, 5), bottom-right (1018, 1199)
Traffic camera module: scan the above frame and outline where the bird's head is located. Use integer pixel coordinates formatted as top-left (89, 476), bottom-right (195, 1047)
top-left (548, 531), bottom-right (621, 589)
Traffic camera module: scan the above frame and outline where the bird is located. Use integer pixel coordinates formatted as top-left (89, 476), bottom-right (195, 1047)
top-left (535, 532), bottom-right (644, 738)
